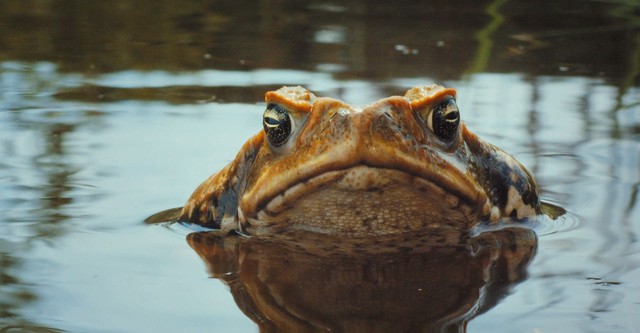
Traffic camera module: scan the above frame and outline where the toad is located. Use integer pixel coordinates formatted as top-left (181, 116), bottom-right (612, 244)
top-left (180, 85), bottom-right (541, 236)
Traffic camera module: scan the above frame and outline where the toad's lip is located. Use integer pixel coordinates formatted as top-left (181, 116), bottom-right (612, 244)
top-left (240, 147), bottom-right (489, 223)
top-left (255, 165), bottom-right (483, 220)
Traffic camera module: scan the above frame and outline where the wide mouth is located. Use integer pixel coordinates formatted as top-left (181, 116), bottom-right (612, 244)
top-left (245, 165), bottom-right (488, 235)
top-left (247, 159), bottom-right (488, 213)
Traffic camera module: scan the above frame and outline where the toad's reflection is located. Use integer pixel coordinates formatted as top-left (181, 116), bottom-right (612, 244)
top-left (187, 228), bottom-right (537, 333)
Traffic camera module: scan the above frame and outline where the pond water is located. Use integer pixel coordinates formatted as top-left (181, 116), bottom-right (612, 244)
top-left (1, 0), bottom-right (639, 332)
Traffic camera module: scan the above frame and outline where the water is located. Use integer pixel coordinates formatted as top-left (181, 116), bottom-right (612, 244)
top-left (1, 0), bottom-right (639, 332)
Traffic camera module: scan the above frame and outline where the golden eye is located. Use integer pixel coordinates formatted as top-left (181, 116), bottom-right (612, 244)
top-left (429, 97), bottom-right (460, 142)
top-left (263, 103), bottom-right (293, 146)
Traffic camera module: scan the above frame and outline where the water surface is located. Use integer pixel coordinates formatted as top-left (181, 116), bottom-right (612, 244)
top-left (1, 0), bottom-right (639, 332)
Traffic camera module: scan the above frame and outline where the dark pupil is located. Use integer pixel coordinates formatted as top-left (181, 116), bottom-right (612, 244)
top-left (264, 116), bottom-right (280, 126)
top-left (432, 99), bottom-right (460, 142)
top-left (263, 103), bottom-right (292, 146)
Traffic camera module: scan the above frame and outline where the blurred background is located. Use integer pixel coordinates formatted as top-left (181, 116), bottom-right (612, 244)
top-left (0, 0), bottom-right (639, 332)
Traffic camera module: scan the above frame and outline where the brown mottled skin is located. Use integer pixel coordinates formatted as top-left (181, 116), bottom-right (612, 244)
top-left (180, 85), bottom-right (541, 236)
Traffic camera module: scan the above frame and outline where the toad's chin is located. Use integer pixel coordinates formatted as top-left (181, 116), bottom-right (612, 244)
top-left (243, 165), bottom-right (486, 237)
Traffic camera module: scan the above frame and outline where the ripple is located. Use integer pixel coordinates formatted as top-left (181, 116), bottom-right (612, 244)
top-left (532, 202), bottom-right (581, 237)
top-left (532, 213), bottom-right (581, 237)
top-left (161, 221), bottom-right (216, 236)
top-left (150, 201), bottom-right (581, 238)
top-left (470, 201), bottom-right (579, 238)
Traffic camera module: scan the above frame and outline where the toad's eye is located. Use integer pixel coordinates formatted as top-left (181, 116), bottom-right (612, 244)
top-left (428, 97), bottom-right (460, 142)
top-left (263, 103), bottom-right (293, 146)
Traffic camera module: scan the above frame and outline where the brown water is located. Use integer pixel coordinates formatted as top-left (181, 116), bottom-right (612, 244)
top-left (1, 0), bottom-right (639, 332)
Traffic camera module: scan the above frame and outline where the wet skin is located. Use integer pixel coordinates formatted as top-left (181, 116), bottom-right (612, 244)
top-left (180, 84), bottom-right (541, 236)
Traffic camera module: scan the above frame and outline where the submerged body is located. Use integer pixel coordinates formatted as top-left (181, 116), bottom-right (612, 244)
top-left (180, 85), bottom-right (540, 236)
top-left (188, 227), bottom-right (538, 332)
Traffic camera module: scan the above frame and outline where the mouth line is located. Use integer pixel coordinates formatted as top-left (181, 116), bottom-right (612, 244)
top-left (254, 164), bottom-right (483, 218)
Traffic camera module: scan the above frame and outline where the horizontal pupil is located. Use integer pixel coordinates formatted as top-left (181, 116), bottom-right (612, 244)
top-left (263, 103), bottom-right (292, 146)
top-left (445, 111), bottom-right (459, 121)
top-left (264, 116), bottom-right (280, 126)
top-left (431, 99), bottom-right (459, 142)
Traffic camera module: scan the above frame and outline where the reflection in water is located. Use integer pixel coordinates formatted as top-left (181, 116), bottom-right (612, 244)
top-left (1, 0), bottom-right (638, 84)
top-left (188, 228), bottom-right (537, 332)
top-left (0, 0), bottom-right (639, 331)
top-left (0, 62), bottom-right (106, 329)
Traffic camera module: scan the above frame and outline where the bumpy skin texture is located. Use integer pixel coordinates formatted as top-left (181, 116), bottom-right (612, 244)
top-left (180, 85), bottom-right (541, 236)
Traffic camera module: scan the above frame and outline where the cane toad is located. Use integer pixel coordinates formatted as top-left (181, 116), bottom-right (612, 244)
top-left (180, 85), bottom-right (541, 236)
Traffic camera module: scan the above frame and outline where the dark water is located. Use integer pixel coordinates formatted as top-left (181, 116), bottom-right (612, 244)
top-left (1, 0), bottom-right (639, 332)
